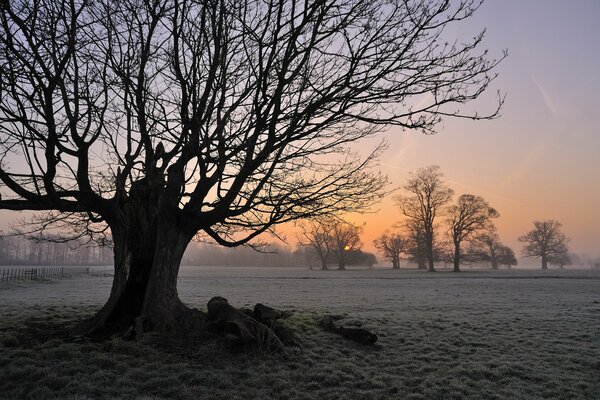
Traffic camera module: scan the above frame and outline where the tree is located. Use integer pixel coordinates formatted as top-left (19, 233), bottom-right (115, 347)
top-left (446, 194), bottom-right (498, 272)
top-left (396, 166), bottom-right (454, 272)
top-left (519, 220), bottom-right (569, 270)
top-left (474, 226), bottom-right (501, 269)
top-left (297, 220), bottom-right (332, 270)
top-left (404, 219), bottom-right (428, 269)
top-left (473, 228), bottom-right (517, 269)
top-left (495, 244), bottom-right (517, 269)
top-left (0, 0), bottom-right (503, 335)
top-left (329, 221), bottom-right (363, 271)
top-left (374, 231), bottom-right (406, 270)
top-left (548, 251), bottom-right (572, 269)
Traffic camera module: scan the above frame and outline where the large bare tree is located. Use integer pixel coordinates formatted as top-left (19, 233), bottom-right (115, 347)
top-left (446, 193), bottom-right (498, 272)
top-left (519, 220), bottom-right (569, 270)
top-left (395, 166), bottom-right (454, 272)
top-left (0, 0), bottom-right (503, 335)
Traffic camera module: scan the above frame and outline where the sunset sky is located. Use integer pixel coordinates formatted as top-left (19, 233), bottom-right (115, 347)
top-left (347, 0), bottom-right (600, 259)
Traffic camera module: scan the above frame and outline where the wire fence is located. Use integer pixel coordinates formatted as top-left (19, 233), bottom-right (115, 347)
top-left (0, 266), bottom-right (65, 282)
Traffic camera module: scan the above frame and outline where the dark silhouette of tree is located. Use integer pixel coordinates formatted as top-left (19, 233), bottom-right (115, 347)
top-left (519, 220), bottom-right (569, 270)
top-left (0, 0), bottom-right (504, 335)
top-left (297, 220), bottom-right (333, 270)
top-left (396, 166), bottom-right (454, 272)
top-left (329, 221), bottom-right (363, 271)
top-left (374, 231), bottom-right (406, 269)
top-left (446, 194), bottom-right (498, 272)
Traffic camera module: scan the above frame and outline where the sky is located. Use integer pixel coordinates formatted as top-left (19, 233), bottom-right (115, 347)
top-left (1, 0), bottom-right (598, 263)
top-left (345, 0), bottom-right (600, 260)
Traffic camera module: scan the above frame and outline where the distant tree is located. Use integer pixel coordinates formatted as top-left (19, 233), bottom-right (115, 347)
top-left (548, 252), bottom-right (572, 269)
top-left (346, 249), bottom-right (378, 268)
top-left (446, 194), bottom-right (498, 272)
top-left (495, 245), bottom-right (517, 268)
top-left (519, 220), bottom-right (569, 270)
top-left (374, 231), bottom-right (407, 270)
top-left (329, 221), bottom-right (363, 271)
top-left (297, 220), bottom-right (333, 270)
top-left (472, 225), bottom-right (515, 270)
top-left (403, 219), bottom-right (428, 270)
top-left (475, 228), bottom-right (502, 269)
top-left (396, 166), bottom-right (454, 272)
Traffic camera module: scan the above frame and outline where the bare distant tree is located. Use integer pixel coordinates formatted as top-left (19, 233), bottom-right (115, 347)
top-left (548, 251), bottom-right (572, 269)
top-left (447, 194), bottom-right (498, 272)
top-left (396, 166), bottom-right (454, 272)
top-left (519, 220), bottom-right (569, 270)
top-left (403, 219), bottom-right (428, 269)
top-left (474, 228), bottom-right (517, 269)
top-left (374, 231), bottom-right (406, 269)
top-left (474, 228), bottom-right (501, 269)
top-left (329, 221), bottom-right (363, 271)
top-left (495, 245), bottom-right (517, 269)
top-left (0, 0), bottom-right (504, 335)
top-left (297, 220), bottom-right (332, 270)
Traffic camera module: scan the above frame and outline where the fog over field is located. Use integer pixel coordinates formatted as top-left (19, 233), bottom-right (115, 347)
top-left (1, 268), bottom-right (599, 399)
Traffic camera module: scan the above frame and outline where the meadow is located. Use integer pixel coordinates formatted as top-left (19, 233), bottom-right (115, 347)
top-left (1, 267), bottom-right (599, 399)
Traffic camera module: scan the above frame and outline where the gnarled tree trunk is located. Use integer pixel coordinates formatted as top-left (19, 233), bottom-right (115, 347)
top-left (75, 181), bottom-right (198, 337)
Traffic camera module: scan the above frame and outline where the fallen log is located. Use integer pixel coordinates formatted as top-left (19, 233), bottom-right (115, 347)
top-left (321, 316), bottom-right (378, 345)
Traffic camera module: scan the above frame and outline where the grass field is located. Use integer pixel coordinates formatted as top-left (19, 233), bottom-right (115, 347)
top-left (1, 267), bottom-right (599, 399)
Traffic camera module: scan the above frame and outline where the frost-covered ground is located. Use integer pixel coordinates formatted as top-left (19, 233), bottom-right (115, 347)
top-left (1, 267), bottom-right (599, 399)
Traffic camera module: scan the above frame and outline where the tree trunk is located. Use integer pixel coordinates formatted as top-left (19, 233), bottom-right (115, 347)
top-left (74, 185), bottom-right (199, 337)
top-left (541, 254), bottom-right (548, 270)
top-left (417, 257), bottom-right (427, 270)
top-left (453, 241), bottom-right (461, 272)
top-left (490, 245), bottom-right (498, 269)
top-left (426, 234), bottom-right (435, 272)
top-left (392, 258), bottom-right (399, 270)
top-left (320, 259), bottom-right (328, 270)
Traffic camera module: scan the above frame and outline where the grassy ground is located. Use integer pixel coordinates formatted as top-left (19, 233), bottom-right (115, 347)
top-left (1, 268), bottom-right (599, 399)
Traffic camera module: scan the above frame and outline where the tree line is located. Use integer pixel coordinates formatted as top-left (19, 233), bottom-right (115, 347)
top-left (0, 236), bottom-right (112, 266)
top-left (373, 166), bottom-right (572, 271)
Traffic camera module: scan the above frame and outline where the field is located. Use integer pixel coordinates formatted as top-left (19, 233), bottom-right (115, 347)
top-left (1, 267), bottom-right (599, 399)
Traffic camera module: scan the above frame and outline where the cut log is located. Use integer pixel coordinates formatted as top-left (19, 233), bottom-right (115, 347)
top-left (207, 297), bottom-right (286, 352)
top-left (253, 303), bottom-right (282, 325)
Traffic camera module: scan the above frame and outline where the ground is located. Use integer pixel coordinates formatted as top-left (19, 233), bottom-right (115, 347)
top-left (1, 267), bottom-right (599, 399)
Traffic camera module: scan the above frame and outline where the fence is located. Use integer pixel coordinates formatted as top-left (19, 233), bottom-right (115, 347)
top-left (0, 266), bottom-right (64, 282)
